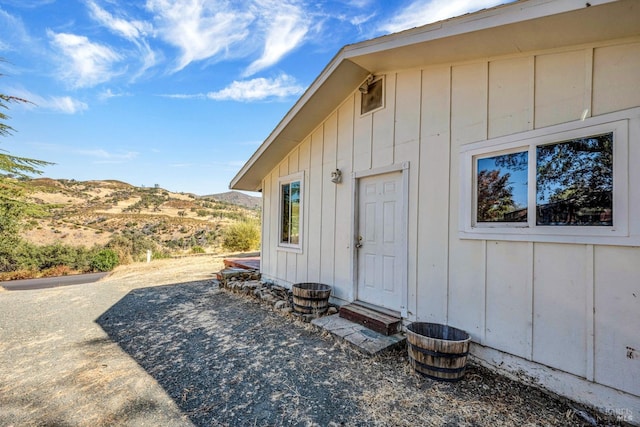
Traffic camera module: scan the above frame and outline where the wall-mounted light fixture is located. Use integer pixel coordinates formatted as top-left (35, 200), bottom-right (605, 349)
top-left (358, 74), bottom-right (375, 94)
top-left (330, 169), bottom-right (342, 184)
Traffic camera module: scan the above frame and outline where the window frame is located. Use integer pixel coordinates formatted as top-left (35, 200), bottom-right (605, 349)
top-left (360, 75), bottom-right (385, 116)
top-left (278, 171), bottom-right (304, 252)
top-left (459, 108), bottom-right (638, 245)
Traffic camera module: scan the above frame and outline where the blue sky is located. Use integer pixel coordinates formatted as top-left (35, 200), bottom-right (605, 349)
top-left (1, 0), bottom-right (508, 195)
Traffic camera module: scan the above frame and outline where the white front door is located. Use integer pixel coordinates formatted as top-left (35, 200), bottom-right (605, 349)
top-left (356, 171), bottom-right (404, 311)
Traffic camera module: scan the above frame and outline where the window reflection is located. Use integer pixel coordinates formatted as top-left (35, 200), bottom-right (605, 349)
top-left (536, 133), bottom-right (613, 226)
top-left (281, 180), bottom-right (301, 244)
top-left (476, 151), bottom-right (528, 223)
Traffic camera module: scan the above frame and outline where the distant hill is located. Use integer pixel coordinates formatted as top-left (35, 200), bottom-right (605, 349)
top-left (201, 191), bottom-right (261, 210)
top-left (19, 178), bottom-right (260, 254)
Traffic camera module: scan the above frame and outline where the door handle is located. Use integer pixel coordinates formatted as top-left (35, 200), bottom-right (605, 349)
top-left (355, 236), bottom-right (363, 249)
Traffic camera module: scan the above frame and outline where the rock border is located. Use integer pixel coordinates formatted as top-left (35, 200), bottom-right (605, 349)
top-left (216, 269), bottom-right (339, 322)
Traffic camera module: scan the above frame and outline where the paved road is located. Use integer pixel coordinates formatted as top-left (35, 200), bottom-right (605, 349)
top-left (0, 272), bottom-right (108, 291)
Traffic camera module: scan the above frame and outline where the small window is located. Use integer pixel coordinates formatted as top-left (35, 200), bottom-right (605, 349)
top-left (476, 151), bottom-right (528, 223)
top-left (279, 172), bottom-right (304, 251)
top-left (460, 108), bottom-right (635, 245)
top-left (360, 76), bottom-right (384, 115)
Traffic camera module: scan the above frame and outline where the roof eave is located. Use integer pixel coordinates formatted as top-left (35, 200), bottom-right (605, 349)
top-left (229, 55), bottom-right (370, 191)
top-left (230, 0), bottom-right (634, 191)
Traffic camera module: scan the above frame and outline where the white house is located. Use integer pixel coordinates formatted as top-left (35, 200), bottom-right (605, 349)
top-left (230, 0), bottom-right (640, 421)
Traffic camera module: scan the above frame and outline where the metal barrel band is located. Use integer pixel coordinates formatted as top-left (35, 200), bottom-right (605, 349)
top-left (410, 357), bottom-right (467, 374)
top-left (294, 296), bottom-right (330, 301)
top-left (292, 302), bottom-right (326, 311)
top-left (408, 342), bottom-right (469, 359)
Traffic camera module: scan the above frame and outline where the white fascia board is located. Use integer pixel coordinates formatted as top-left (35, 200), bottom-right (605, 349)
top-left (344, 0), bottom-right (618, 59)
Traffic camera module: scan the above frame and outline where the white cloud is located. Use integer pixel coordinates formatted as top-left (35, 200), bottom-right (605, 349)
top-left (146, 0), bottom-right (254, 72)
top-left (85, 1), bottom-right (158, 79)
top-left (76, 148), bottom-right (138, 163)
top-left (86, 0), bottom-right (151, 41)
top-left (243, 0), bottom-right (309, 77)
top-left (206, 74), bottom-right (304, 101)
top-left (0, 9), bottom-right (31, 52)
top-left (350, 12), bottom-right (377, 27)
top-left (98, 88), bottom-right (131, 100)
top-left (1, 0), bottom-right (56, 7)
top-left (347, 0), bottom-right (375, 7)
top-left (1, 87), bottom-right (88, 114)
top-left (161, 74), bottom-right (304, 102)
top-left (46, 96), bottom-right (89, 114)
top-left (379, 0), bottom-right (508, 34)
top-left (158, 93), bottom-right (204, 100)
top-left (48, 30), bottom-right (122, 88)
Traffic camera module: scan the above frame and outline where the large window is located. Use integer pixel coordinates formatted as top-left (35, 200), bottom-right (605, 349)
top-left (474, 133), bottom-right (613, 227)
top-left (279, 172), bottom-right (304, 251)
top-left (460, 108), bottom-right (637, 245)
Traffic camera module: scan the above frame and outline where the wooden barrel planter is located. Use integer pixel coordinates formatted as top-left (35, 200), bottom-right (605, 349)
top-left (406, 322), bottom-right (471, 382)
top-left (292, 283), bottom-right (331, 315)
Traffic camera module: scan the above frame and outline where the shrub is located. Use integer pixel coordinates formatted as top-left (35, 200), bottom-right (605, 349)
top-left (0, 239), bottom-right (97, 276)
top-left (36, 243), bottom-right (79, 269)
top-left (41, 265), bottom-right (72, 277)
top-left (222, 221), bottom-right (260, 252)
top-left (90, 249), bottom-right (119, 272)
top-left (191, 245), bottom-right (205, 254)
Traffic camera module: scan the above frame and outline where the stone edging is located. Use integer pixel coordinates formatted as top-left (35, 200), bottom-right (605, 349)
top-left (216, 270), bottom-right (338, 322)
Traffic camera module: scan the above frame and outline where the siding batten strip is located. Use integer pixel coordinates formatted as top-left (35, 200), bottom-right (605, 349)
top-left (586, 244), bottom-right (595, 382)
top-left (532, 55), bottom-right (537, 129)
top-left (526, 241), bottom-right (534, 361)
top-left (530, 242), bottom-right (536, 362)
top-left (392, 73), bottom-right (397, 165)
top-left (482, 239), bottom-right (488, 346)
top-left (445, 65), bottom-right (453, 325)
top-left (412, 69), bottom-right (423, 320)
top-left (527, 56), bottom-right (535, 131)
top-left (585, 48), bottom-right (594, 120)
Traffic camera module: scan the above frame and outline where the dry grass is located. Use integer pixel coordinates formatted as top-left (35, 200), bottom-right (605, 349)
top-left (222, 282), bottom-right (605, 426)
top-left (98, 252), bottom-right (249, 288)
top-left (21, 178), bottom-right (259, 253)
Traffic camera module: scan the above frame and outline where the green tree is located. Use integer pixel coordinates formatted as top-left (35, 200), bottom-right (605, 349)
top-left (1, 90), bottom-right (50, 176)
top-left (0, 66), bottom-right (54, 273)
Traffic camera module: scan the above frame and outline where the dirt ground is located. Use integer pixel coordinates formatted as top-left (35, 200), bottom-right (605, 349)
top-left (0, 255), bottom-right (616, 426)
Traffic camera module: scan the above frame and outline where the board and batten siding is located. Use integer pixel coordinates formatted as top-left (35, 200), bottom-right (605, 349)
top-left (261, 39), bottom-right (640, 404)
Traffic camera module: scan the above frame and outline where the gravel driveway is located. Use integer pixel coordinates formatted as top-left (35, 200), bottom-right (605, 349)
top-left (0, 256), bottom-right (603, 426)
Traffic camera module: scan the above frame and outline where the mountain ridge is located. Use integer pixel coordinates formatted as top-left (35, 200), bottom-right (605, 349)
top-left (19, 178), bottom-right (260, 255)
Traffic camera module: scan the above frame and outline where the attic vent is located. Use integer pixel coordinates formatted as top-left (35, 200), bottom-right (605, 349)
top-left (360, 76), bottom-right (384, 115)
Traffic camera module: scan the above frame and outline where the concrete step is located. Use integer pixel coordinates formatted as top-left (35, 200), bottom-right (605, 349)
top-left (339, 303), bottom-right (402, 336)
top-left (311, 314), bottom-right (405, 356)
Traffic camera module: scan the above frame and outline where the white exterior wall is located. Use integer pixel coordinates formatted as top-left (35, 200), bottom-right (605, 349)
top-left (261, 38), bottom-right (640, 419)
